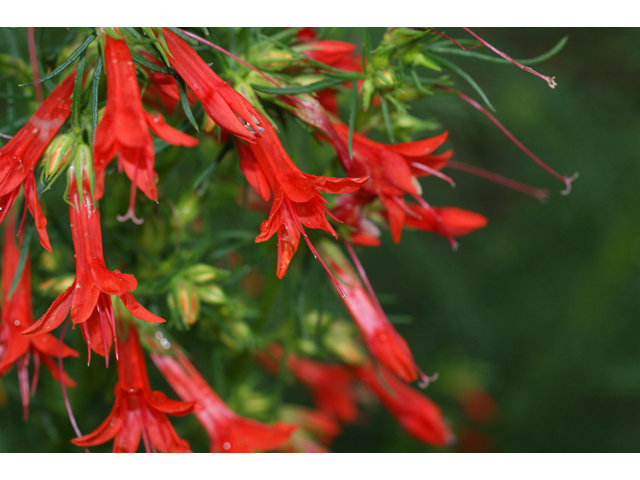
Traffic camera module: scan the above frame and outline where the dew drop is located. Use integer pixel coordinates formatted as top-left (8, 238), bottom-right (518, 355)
top-left (14, 320), bottom-right (20, 326)
top-left (223, 442), bottom-right (231, 451)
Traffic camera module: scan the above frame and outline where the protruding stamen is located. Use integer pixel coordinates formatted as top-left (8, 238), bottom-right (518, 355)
top-left (439, 86), bottom-right (575, 194)
top-left (27, 27), bottom-right (43, 105)
top-left (58, 319), bottom-right (89, 452)
top-left (178, 29), bottom-right (281, 87)
top-left (417, 369), bottom-right (439, 389)
top-left (97, 305), bottom-right (109, 369)
top-left (344, 241), bottom-right (386, 318)
top-left (117, 175), bottom-right (144, 225)
top-left (446, 160), bottom-right (549, 201)
top-left (287, 198), bottom-right (347, 297)
top-left (462, 27), bottom-right (558, 88)
top-left (430, 29), bottom-right (483, 50)
top-left (411, 162), bottom-right (456, 187)
top-left (17, 355), bottom-right (30, 420)
top-left (0, 133), bottom-right (13, 139)
top-left (412, 194), bottom-right (459, 251)
top-left (30, 352), bottom-right (40, 397)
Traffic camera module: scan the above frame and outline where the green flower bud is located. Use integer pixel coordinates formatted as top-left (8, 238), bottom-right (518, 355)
top-left (183, 263), bottom-right (229, 284)
top-left (43, 134), bottom-right (76, 177)
top-left (198, 284), bottom-right (226, 305)
top-left (168, 280), bottom-right (200, 327)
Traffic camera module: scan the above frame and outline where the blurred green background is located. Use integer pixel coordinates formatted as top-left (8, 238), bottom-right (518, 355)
top-left (1, 28), bottom-right (639, 453)
top-left (341, 27), bottom-right (640, 452)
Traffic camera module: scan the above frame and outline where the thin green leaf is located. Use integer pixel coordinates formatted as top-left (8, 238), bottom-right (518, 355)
top-left (8, 224), bottom-right (33, 298)
top-left (250, 77), bottom-right (344, 95)
top-left (198, 27), bottom-right (210, 37)
top-left (19, 33), bottom-right (96, 87)
top-left (131, 53), bottom-right (173, 75)
top-left (427, 53), bottom-right (496, 112)
top-left (411, 67), bottom-right (431, 95)
top-left (91, 52), bottom-right (103, 147)
top-left (71, 51), bottom-right (86, 129)
top-left (175, 75), bottom-right (199, 132)
top-left (348, 81), bottom-right (358, 161)
top-left (430, 35), bottom-right (568, 66)
top-left (380, 95), bottom-right (395, 143)
top-left (167, 27), bottom-right (197, 46)
top-left (123, 27), bottom-right (144, 41)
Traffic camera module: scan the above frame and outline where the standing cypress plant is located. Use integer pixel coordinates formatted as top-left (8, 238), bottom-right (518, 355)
top-left (0, 27), bottom-right (572, 453)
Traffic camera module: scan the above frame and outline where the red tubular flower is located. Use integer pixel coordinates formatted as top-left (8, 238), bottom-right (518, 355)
top-left (326, 122), bottom-right (454, 245)
top-left (21, 166), bottom-right (165, 363)
top-left (303, 40), bottom-right (358, 67)
top-left (71, 323), bottom-right (193, 452)
top-left (94, 34), bottom-right (198, 223)
top-left (404, 205), bottom-right (487, 238)
top-left (151, 346), bottom-right (295, 453)
top-left (354, 363), bottom-right (453, 447)
top-left (0, 71), bottom-right (76, 251)
top-left (139, 51), bottom-right (196, 115)
top-left (287, 356), bottom-right (358, 424)
top-left (300, 38), bottom-right (363, 115)
top-left (237, 112), bottom-right (367, 279)
top-left (0, 213), bottom-right (78, 419)
top-left (319, 241), bottom-right (426, 385)
top-left (161, 28), bottom-right (262, 143)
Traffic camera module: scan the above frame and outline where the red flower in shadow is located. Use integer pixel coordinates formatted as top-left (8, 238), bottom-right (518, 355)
top-left (151, 345), bottom-right (295, 453)
top-left (0, 212), bottom-right (77, 419)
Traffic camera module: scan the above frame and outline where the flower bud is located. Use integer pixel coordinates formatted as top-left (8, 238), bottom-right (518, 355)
top-left (183, 263), bottom-right (228, 284)
top-left (43, 134), bottom-right (75, 177)
top-left (168, 280), bottom-right (200, 326)
top-left (198, 284), bottom-right (226, 304)
top-left (219, 319), bottom-right (252, 350)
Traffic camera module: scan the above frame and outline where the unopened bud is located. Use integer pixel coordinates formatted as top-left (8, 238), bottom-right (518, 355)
top-left (362, 78), bottom-right (375, 111)
top-left (184, 263), bottom-right (228, 284)
top-left (198, 284), bottom-right (226, 304)
top-left (168, 281), bottom-right (200, 326)
top-left (43, 134), bottom-right (75, 177)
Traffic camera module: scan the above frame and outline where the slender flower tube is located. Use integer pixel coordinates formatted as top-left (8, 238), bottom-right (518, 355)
top-left (71, 323), bottom-right (194, 452)
top-left (325, 122), bottom-right (453, 244)
top-left (0, 70), bottom-right (76, 251)
top-left (403, 205), bottom-right (487, 238)
top-left (161, 28), bottom-right (262, 143)
top-left (0, 212), bottom-right (78, 419)
top-left (236, 111), bottom-right (367, 279)
top-left (21, 160), bottom-right (165, 363)
top-left (354, 363), bottom-right (453, 447)
top-left (151, 345), bottom-right (295, 453)
top-left (319, 241), bottom-right (427, 385)
top-left (94, 34), bottom-right (198, 223)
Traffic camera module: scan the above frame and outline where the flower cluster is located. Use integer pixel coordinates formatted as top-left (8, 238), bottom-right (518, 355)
top-left (0, 27), bottom-right (570, 452)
